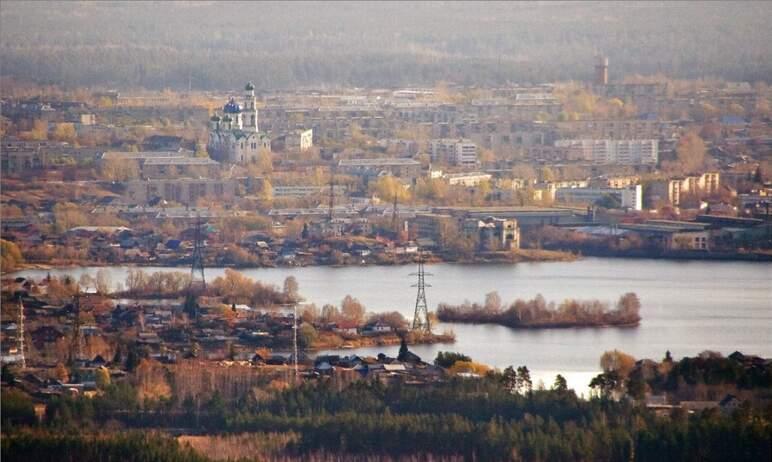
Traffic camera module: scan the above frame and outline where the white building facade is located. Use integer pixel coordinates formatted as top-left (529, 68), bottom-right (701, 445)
top-left (208, 82), bottom-right (271, 164)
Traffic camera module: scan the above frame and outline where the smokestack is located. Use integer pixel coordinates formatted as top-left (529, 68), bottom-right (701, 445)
top-left (594, 55), bottom-right (609, 86)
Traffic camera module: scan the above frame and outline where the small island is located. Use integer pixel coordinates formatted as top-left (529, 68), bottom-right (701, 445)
top-left (437, 292), bottom-right (641, 328)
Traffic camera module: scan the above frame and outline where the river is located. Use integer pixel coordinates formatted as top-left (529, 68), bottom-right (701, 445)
top-left (15, 258), bottom-right (771, 394)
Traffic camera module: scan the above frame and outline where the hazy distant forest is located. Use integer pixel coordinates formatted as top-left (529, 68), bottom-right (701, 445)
top-left (1, 1), bottom-right (771, 90)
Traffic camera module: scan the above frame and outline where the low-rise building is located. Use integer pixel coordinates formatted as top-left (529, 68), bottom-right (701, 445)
top-left (619, 220), bottom-right (711, 250)
top-left (463, 216), bottom-right (520, 250)
top-left (410, 213), bottom-right (455, 244)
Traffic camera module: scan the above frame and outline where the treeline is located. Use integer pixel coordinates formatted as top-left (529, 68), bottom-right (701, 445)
top-left (120, 268), bottom-right (293, 306)
top-left (6, 373), bottom-right (771, 461)
top-left (591, 350), bottom-right (772, 401)
top-left (437, 292), bottom-right (641, 328)
top-left (1, 431), bottom-right (207, 462)
top-left (1, 3), bottom-right (770, 89)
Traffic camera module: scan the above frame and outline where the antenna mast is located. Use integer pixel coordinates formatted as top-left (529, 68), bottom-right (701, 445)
top-left (410, 250), bottom-right (432, 333)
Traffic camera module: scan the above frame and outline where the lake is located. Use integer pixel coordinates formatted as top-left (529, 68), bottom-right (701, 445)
top-left (15, 258), bottom-right (771, 394)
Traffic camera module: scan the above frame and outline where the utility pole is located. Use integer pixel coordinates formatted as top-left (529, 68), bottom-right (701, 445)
top-left (293, 303), bottom-right (299, 385)
top-left (410, 250), bottom-right (433, 333)
top-left (17, 295), bottom-right (25, 369)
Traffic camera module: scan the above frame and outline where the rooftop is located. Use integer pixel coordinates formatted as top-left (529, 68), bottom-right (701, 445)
top-left (143, 157), bottom-right (219, 166)
top-left (339, 158), bottom-right (420, 167)
top-left (102, 150), bottom-right (192, 160)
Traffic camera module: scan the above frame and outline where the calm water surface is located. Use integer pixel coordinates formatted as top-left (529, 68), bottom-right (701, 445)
top-left (17, 258), bottom-right (771, 393)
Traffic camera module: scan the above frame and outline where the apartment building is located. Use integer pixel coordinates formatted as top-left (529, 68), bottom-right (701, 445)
top-left (445, 172), bottom-right (492, 187)
top-left (125, 178), bottom-right (236, 205)
top-left (272, 185), bottom-right (346, 198)
top-left (554, 139), bottom-right (658, 165)
top-left (647, 172), bottom-right (721, 207)
top-left (338, 158), bottom-right (422, 180)
top-left (429, 139), bottom-right (478, 167)
top-left (141, 157), bottom-right (220, 179)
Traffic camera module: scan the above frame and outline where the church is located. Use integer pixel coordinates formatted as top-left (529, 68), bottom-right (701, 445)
top-left (207, 82), bottom-right (271, 164)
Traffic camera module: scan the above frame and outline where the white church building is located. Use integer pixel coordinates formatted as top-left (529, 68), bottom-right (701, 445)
top-left (207, 82), bottom-right (271, 164)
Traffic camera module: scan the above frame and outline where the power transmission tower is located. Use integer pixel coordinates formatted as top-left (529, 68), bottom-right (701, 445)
top-left (410, 250), bottom-right (432, 333)
top-left (17, 295), bottom-right (26, 369)
top-left (328, 168), bottom-right (336, 223)
top-left (190, 215), bottom-right (206, 290)
top-left (186, 215), bottom-right (206, 320)
top-left (68, 293), bottom-right (83, 366)
top-left (391, 193), bottom-right (399, 231)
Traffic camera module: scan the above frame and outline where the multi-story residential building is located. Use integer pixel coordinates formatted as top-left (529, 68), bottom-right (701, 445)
top-left (376, 139), bottom-right (420, 156)
top-left (141, 157), bottom-right (220, 179)
top-left (445, 172), bottom-right (492, 187)
top-left (272, 129), bottom-right (313, 152)
top-left (101, 150), bottom-right (193, 163)
top-left (601, 175), bottom-right (641, 189)
top-left (429, 138), bottom-right (478, 167)
top-left (554, 139), bottom-right (658, 165)
top-left (338, 158), bottom-right (422, 180)
top-left (647, 172), bottom-right (721, 207)
top-left (555, 184), bottom-right (643, 210)
top-left (124, 178), bottom-right (236, 205)
top-left (207, 83), bottom-right (272, 164)
top-left (272, 185), bottom-right (346, 198)
top-left (1, 148), bottom-right (48, 174)
top-left (539, 180), bottom-right (591, 202)
top-left (554, 120), bottom-right (676, 140)
top-left (260, 105), bottom-right (389, 142)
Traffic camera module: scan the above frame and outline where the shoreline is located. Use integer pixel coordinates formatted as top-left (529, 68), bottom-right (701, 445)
top-left (436, 319), bottom-right (641, 330)
top-left (7, 249), bottom-right (771, 276)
